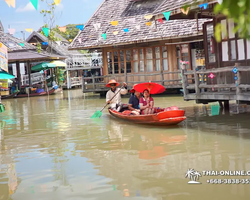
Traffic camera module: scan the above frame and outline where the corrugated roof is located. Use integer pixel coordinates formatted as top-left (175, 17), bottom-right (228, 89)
top-left (26, 31), bottom-right (79, 56)
top-left (0, 32), bottom-right (36, 52)
top-left (69, 0), bottom-right (210, 50)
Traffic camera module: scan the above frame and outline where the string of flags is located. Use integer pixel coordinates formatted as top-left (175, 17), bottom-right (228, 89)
top-left (4, 0), bottom-right (62, 9)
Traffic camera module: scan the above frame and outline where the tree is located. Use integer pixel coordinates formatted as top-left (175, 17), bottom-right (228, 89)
top-left (53, 24), bottom-right (81, 41)
top-left (183, 0), bottom-right (250, 41)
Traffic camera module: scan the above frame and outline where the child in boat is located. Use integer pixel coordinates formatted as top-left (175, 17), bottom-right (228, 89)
top-left (106, 79), bottom-right (128, 112)
top-left (139, 89), bottom-right (154, 115)
top-left (128, 84), bottom-right (141, 115)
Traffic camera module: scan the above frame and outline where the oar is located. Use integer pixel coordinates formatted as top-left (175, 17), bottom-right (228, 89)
top-left (91, 86), bottom-right (124, 119)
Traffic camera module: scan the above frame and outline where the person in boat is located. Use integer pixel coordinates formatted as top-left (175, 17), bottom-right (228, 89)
top-left (106, 79), bottom-right (128, 112)
top-left (139, 89), bottom-right (154, 115)
top-left (128, 85), bottom-right (141, 115)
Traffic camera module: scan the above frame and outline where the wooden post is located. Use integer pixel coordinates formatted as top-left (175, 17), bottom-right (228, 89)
top-left (125, 71), bottom-right (128, 85)
top-left (194, 70), bottom-right (200, 95)
top-left (181, 69), bottom-right (188, 99)
top-left (27, 61), bottom-right (31, 87)
top-left (92, 75), bottom-right (95, 90)
top-left (16, 61), bottom-right (21, 90)
top-left (161, 70), bottom-right (164, 85)
top-left (82, 76), bottom-right (85, 92)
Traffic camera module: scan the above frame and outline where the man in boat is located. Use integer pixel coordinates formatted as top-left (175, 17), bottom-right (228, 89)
top-left (106, 79), bottom-right (128, 112)
top-left (128, 85), bottom-right (141, 115)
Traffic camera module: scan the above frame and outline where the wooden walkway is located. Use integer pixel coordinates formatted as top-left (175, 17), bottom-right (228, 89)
top-left (181, 65), bottom-right (250, 104)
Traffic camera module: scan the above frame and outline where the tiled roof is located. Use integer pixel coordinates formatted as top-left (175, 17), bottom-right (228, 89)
top-left (69, 0), bottom-right (211, 50)
top-left (0, 20), bottom-right (4, 32)
top-left (26, 31), bottom-right (79, 56)
top-left (0, 32), bottom-right (36, 52)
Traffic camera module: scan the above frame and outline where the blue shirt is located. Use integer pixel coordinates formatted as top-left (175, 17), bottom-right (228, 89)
top-left (129, 94), bottom-right (140, 109)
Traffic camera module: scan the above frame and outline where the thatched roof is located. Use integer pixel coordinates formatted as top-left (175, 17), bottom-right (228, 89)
top-left (26, 31), bottom-right (78, 56)
top-left (69, 0), bottom-right (211, 50)
top-left (0, 31), bottom-right (36, 52)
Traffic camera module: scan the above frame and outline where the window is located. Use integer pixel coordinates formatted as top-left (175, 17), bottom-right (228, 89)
top-left (220, 18), bottom-right (245, 61)
top-left (126, 50), bottom-right (132, 73)
top-left (114, 51), bottom-right (119, 74)
top-left (139, 49), bottom-right (144, 72)
top-left (120, 51), bottom-right (124, 73)
top-left (176, 44), bottom-right (190, 69)
top-left (107, 52), bottom-right (113, 74)
top-left (155, 47), bottom-right (161, 71)
top-left (162, 46), bottom-right (168, 70)
top-left (146, 48), bottom-right (153, 72)
top-left (206, 23), bottom-right (216, 63)
top-left (133, 49), bottom-right (139, 73)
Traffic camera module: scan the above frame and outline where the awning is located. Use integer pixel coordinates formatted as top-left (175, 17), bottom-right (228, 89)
top-left (31, 62), bottom-right (56, 72)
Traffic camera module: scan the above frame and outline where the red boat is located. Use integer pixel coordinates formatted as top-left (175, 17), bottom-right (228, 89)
top-left (108, 108), bottom-right (186, 126)
top-left (15, 88), bottom-right (56, 98)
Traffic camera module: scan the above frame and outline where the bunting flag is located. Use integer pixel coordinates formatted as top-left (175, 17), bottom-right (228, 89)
top-left (76, 25), bottom-right (84, 30)
top-left (113, 31), bottom-right (118, 35)
top-left (93, 23), bottom-right (101, 31)
top-left (78, 38), bottom-right (82, 44)
top-left (42, 27), bottom-right (49, 37)
top-left (146, 21), bottom-right (152, 26)
top-left (25, 28), bottom-right (33, 33)
top-left (30, 0), bottom-right (38, 10)
top-left (163, 11), bottom-right (171, 21)
top-left (217, 0), bottom-right (223, 4)
top-left (58, 26), bottom-right (66, 32)
top-left (181, 7), bottom-right (190, 15)
top-left (123, 28), bottom-right (129, 33)
top-left (19, 43), bottom-right (24, 47)
top-left (157, 18), bottom-right (163, 24)
top-left (5, 0), bottom-right (15, 8)
top-left (102, 33), bottom-right (106, 40)
top-left (42, 42), bottom-right (48, 45)
top-left (135, 25), bottom-right (140, 30)
top-left (54, 0), bottom-right (61, 5)
top-left (110, 21), bottom-right (118, 26)
top-left (8, 28), bottom-right (15, 35)
top-left (199, 3), bottom-right (208, 9)
top-left (144, 15), bottom-right (153, 20)
top-left (69, 39), bottom-right (72, 42)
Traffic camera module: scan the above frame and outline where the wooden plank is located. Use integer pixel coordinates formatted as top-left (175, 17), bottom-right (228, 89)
top-left (238, 84), bottom-right (250, 89)
top-left (187, 85), bottom-right (195, 89)
top-left (199, 84), bottom-right (236, 89)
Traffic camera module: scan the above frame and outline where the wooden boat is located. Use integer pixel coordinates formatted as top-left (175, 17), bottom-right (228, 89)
top-left (1, 91), bottom-right (19, 99)
top-left (14, 88), bottom-right (56, 98)
top-left (108, 109), bottom-right (186, 126)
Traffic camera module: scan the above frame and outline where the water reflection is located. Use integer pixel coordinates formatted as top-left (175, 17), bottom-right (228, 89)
top-left (0, 91), bottom-right (250, 199)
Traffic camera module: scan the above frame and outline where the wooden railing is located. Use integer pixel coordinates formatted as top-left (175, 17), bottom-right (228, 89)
top-left (181, 65), bottom-right (250, 102)
top-left (82, 71), bottom-right (194, 92)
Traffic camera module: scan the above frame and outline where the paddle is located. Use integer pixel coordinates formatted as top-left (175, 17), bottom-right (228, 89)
top-left (91, 86), bottom-right (124, 119)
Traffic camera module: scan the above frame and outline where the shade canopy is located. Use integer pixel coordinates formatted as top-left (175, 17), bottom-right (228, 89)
top-left (50, 61), bottom-right (67, 67)
top-left (31, 62), bottom-right (57, 72)
top-left (0, 70), bottom-right (15, 79)
top-left (134, 82), bottom-right (165, 94)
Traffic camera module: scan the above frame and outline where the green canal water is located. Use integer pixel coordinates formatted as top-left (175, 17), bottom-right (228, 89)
top-left (0, 89), bottom-right (250, 200)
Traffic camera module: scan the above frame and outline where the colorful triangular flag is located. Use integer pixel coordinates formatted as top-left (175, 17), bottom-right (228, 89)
top-left (19, 43), bottom-right (24, 47)
top-left (25, 28), bottom-right (33, 33)
top-left (113, 31), bottom-right (118, 35)
top-left (199, 3), bottom-right (208, 9)
top-left (5, 0), bottom-right (15, 8)
top-left (93, 23), bottom-right (101, 31)
top-left (42, 27), bottom-right (49, 37)
top-left (110, 21), bottom-right (118, 26)
top-left (181, 7), bottom-right (190, 15)
top-left (146, 21), bottom-right (152, 26)
top-left (69, 39), bottom-right (72, 42)
top-left (58, 26), bottom-right (66, 32)
top-left (163, 11), bottom-right (171, 21)
top-left (144, 15), bottom-right (153, 20)
top-left (102, 33), bottom-right (106, 40)
top-left (54, 0), bottom-right (61, 5)
top-left (123, 28), bottom-right (129, 33)
top-left (157, 18), bottom-right (163, 24)
top-left (30, 0), bottom-right (38, 10)
top-left (76, 25), bottom-right (84, 31)
top-left (8, 28), bottom-right (15, 35)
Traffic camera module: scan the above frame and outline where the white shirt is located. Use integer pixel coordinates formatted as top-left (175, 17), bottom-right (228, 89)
top-left (106, 87), bottom-right (128, 105)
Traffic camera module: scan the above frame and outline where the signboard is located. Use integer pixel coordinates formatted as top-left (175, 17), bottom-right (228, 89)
top-left (0, 43), bottom-right (8, 72)
top-left (1, 80), bottom-right (8, 89)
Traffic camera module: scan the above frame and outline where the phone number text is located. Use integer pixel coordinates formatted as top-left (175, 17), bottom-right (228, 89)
top-left (207, 179), bottom-right (250, 184)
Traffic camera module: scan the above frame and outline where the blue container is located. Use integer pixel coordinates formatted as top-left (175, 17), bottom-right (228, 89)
top-left (36, 89), bottom-right (45, 93)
